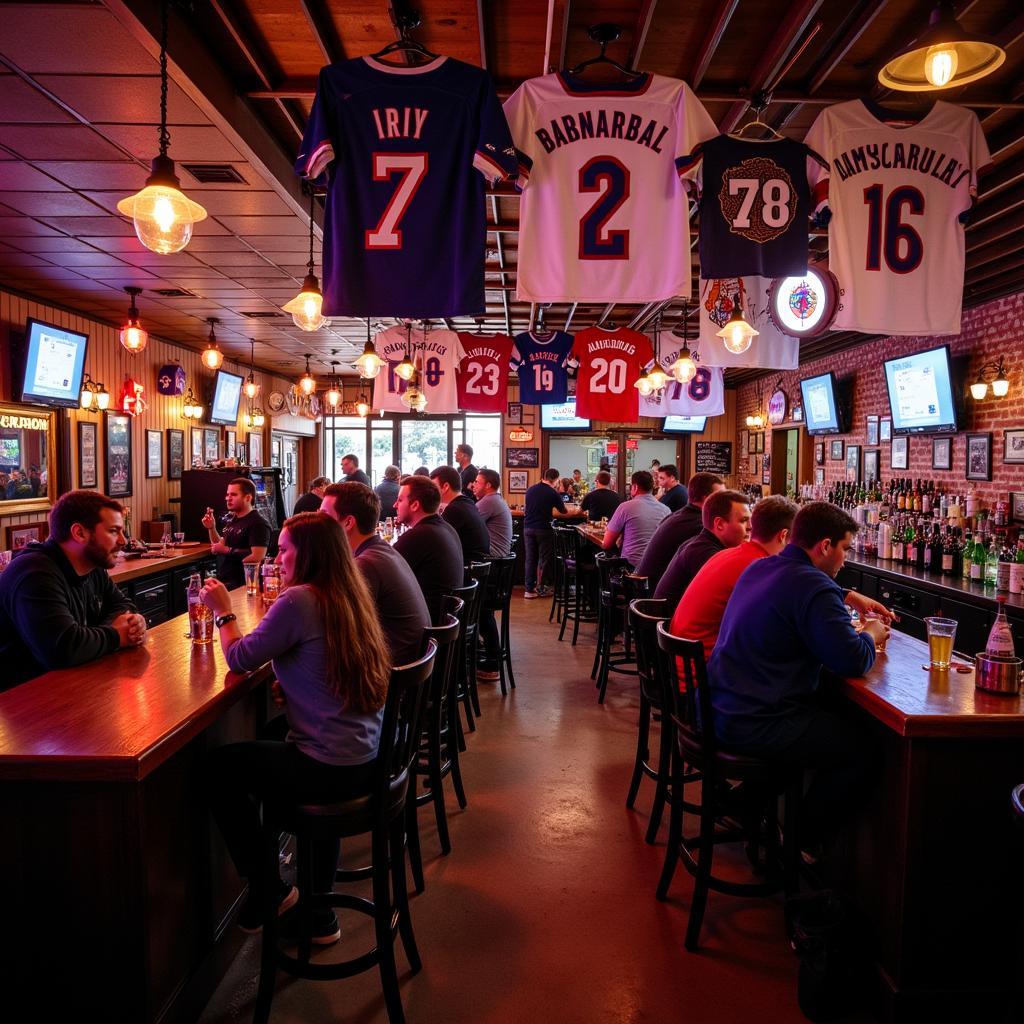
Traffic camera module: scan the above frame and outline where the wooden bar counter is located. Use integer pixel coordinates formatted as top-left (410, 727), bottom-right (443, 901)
top-left (0, 586), bottom-right (272, 1022)
top-left (835, 629), bottom-right (1024, 1021)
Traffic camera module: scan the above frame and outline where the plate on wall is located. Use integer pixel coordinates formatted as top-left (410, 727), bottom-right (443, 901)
top-left (267, 390), bottom-right (286, 413)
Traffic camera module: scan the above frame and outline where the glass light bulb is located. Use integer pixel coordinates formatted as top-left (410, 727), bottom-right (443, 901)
top-left (723, 322), bottom-right (753, 354)
top-left (96, 389), bottom-right (110, 411)
top-left (633, 375), bottom-right (655, 396)
top-left (970, 381), bottom-right (988, 400)
top-left (120, 324), bottom-right (148, 353)
top-left (992, 377), bottom-right (1009, 398)
top-left (670, 354), bottom-right (696, 384)
top-left (81, 388), bottom-right (93, 409)
top-left (646, 363), bottom-right (669, 390)
top-left (326, 386), bottom-right (341, 407)
top-left (299, 374), bottom-right (316, 396)
top-left (354, 343), bottom-right (385, 379)
top-left (202, 345), bottom-right (223, 371)
top-left (412, 392), bottom-right (427, 412)
top-left (924, 45), bottom-right (958, 87)
top-left (356, 397), bottom-right (370, 417)
top-left (283, 287), bottom-right (329, 332)
top-left (395, 357), bottom-right (416, 382)
top-left (116, 183), bottom-right (206, 255)
top-left (244, 380), bottom-right (259, 399)
top-left (254, 411), bottom-right (265, 427)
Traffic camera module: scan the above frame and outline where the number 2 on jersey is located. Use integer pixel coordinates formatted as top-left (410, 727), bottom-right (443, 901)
top-left (591, 357), bottom-right (627, 393)
top-left (365, 153), bottom-right (428, 250)
top-left (579, 157), bottom-right (630, 260)
top-left (863, 184), bottom-right (924, 274)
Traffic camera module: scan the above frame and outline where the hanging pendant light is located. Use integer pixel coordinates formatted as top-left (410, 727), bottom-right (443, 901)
top-left (878, 2), bottom-right (1005, 92)
top-left (716, 294), bottom-right (758, 354)
top-left (119, 286), bottom-right (149, 353)
top-left (669, 303), bottom-right (698, 383)
top-left (283, 189), bottom-right (330, 332)
top-left (394, 323), bottom-right (417, 381)
top-left (325, 360), bottom-right (341, 409)
top-left (354, 317), bottom-right (385, 378)
top-left (356, 393), bottom-right (370, 417)
top-left (298, 353), bottom-right (316, 396)
top-left (244, 339), bottom-right (259, 399)
top-left (201, 317), bottom-right (224, 370)
top-left (633, 374), bottom-right (656, 396)
top-left (116, 0), bottom-right (207, 253)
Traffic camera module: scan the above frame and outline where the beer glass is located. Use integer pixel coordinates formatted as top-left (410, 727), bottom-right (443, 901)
top-left (925, 616), bottom-right (957, 669)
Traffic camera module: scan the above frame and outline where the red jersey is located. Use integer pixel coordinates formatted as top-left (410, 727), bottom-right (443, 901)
top-left (456, 331), bottom-right (514, 413)
top-left (569, 326), bottom-right (652, 423)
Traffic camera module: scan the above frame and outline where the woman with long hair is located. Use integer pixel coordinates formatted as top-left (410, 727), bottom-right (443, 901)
top-left (202, 511), bottom-right (392, 944)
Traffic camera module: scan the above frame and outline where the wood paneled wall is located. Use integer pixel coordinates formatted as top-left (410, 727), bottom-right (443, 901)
top-left (0, 288), bottom-right (296, 546)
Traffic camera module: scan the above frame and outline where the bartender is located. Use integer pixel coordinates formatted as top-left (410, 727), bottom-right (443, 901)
top-left (202, 477), bottom-right (270, 589)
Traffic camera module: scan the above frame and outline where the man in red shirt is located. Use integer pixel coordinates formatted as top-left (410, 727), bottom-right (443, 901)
top-left (670, 495), bottom-right (798, 660)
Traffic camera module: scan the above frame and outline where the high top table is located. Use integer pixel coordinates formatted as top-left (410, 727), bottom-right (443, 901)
top-left (0, 586), bottom-right (273, 1023)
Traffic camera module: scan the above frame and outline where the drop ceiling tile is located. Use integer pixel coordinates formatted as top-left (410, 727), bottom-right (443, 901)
top-left (173, 235), bottom-right (252, 253)
top-left (46, 251), bottom-right (130, 267)
top-left (226, 217), bottom-right (309, 236)
top-left (156, 268), bottom-right (229, 282)
top-left (218, 265), bottom-right (291, 279)
top-left (34, 75), bottom-right (207, 126)
top-left (78, 268), bottom-right (158, 284)
top-left (246, 237), bottom-right (311, 252)
top-left (194, 251), bottom-right (275, 268)
top-left (123, 250), bottom-right (208, 269)
top-left (0, 125), bottom-right (129, 162)
top-left (78, 235), bottom-right (149, 254)
top-left (181, 191), bottom-right (294, 217)
top-left (0, 78), bottom-right (75, 123)
top-left (0, 216), bottom-right (61, 236)
top-left (30, 161), bottom-right (148, 190)
top-left (96, 124), bottom-right (244, 163)
top-left (44, 215), bottom-right (136, 236)
top-left (0, 252), bottom-right (50, 268)
top-left (0, 192), bottom-right (112, 217)
top-left (0, 163), bottom-right (65, 190)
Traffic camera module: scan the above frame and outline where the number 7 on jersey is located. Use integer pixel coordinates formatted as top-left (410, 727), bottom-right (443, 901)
top-left (365, 153), bottom-right (428, 250)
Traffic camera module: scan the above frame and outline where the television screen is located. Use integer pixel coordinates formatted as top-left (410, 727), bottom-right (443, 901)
top-left (662, 416), bottom-right (707, 433)
top-left (799, 372), bottom-right (842, 435)
top-left (883, 345), bottom-right (959, 435)
top-left (19, 318), bottom-right (89, 408)
top-left (210, 369), bottom-right (244, 426)
top-left (541, 400), bottom-right (590, 430)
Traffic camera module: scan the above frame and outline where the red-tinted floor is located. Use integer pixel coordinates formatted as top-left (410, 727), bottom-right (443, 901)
top-left (199, 596), bottom-right (872, 1023)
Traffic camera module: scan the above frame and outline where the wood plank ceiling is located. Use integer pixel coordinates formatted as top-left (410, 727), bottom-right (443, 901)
top-left (1, 0), bottom-right (1024, 387)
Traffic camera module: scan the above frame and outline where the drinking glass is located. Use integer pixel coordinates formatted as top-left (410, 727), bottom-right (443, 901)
top-left (244, 563), bottom-right (259, 596)
top-left (188, 600), bottom-right (214, 644)
top-left (925, 616), bottom-right (957, 669)
top-left (173, 531), bottom-right (185, 547)
top-left (161, 528), bottom-right (172, 556)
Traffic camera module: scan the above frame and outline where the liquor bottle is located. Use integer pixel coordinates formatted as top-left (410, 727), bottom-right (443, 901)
top-left (996, 534), bottom-right (1013, 592)
top-left (985, 596), bottom-right (1016, 657)
top-left (906, 520), bottom-right (918, 567)
top-left (922, 484), bottom-right (931, 516)
top-left (994, 494), bottom-right (1008, 528)
top-left (984, 537), bottom-right (999, 588)
top-left (1010, 540), bottom-right (1024, 596)
top-left (897, 484), bottom-right (907, 511)
top-left (970, 533), bottom-right (986, 582)
top-left (922, 523), bottom-right (935, 572)
top-left (892, 517), bottom-right (905, 563)
top-left (960, 531), bottom-right (974, 580)
top-left (941, 527), bottom-right (955, 576)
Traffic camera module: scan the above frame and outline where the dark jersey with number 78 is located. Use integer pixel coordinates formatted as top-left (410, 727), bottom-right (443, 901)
top-left (296, 55), bottom-right (516, 318)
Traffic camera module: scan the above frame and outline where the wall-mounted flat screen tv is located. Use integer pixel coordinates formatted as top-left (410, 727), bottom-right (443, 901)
top-left (662, 416), bottom-right (707, 433)
top-left (541, 400), bottom-right (590, 430)
top-left (883, 345), bottom-right (959, 435)
top-left (209, 369), bottom-right (244, 426)
top-left (799, 372), bottom-right (842, 435)
top-left (18, 318), bottom-right (89, 408)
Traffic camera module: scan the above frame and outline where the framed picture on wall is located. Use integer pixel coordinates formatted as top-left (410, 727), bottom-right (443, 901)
top-left (508, 470), bottom-right (528, 493)
top-left (815, 467), bottom-right (825, 485)
top-left (864, 448), bottom-right (880, 483)
top-left (880, 417), bottom-right (892, 443)
top-left (932, 436), bottom-right (952, 471)
top-left (226, 429), bottom-right (236, 459)
top-left (5, 521), bottom-right (48, 551)
top-left (167, 428), bottom-right (184, 480)
top-left (815, 442), bottom-right (825, 466)
top-left (235, 442), bottom-right (246, 465)
top-left (506, 403), bottom-right (523, 425)
top-left (891, 435), bottom-right (908, 470)
top-left (1010, 491), bottom-right (1024, 525)
top-left (505, 447), bottom-right (539, 468)
top-left (866, 415), bottom-right (879, 446)
top-left (78, 420), bottom-right (98, 488)
top-left (830, 439), bottom-right (844, 460)
top-left (756, 432), bottom-right (765, 454)
top-left (204, 428), bottom-right (220, 464)
top-left (191, 427), bottom-right (203, 467)
top-left (749, 454), bottom-right (757, 475)
top-left (966, 432), bottom-right (993, 481)
top-left (1003, 428), bottom-right (1024, 464)
top-left (104, 412), bottom-right (132, 498)
top-left (761, 452), bottom-right (771, 485)
top-left (248, 432), bottom-right (263, 467)
top-left (845, 444), bottom-right (861, 482)
top-left (145, 429), bottom-right (162, 478)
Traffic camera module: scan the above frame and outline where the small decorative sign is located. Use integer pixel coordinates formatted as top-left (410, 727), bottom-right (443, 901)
top-left (695, 441), bottom-right (732, 475)
top-left (626, 439), bottom-right (639, 450)
top-left (505, 447), bottom-right (539, 468)
top-left (767, 389), bottom-right (788, 425)
top-left (508, 428), bottom-right (534, 442)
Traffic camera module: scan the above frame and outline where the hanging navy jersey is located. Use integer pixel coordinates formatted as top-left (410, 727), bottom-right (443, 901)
top-left (681, 135), bottom-right (826, 279)
top-left (296, 55), bottom-right (517, 318)
top-left (512, 330), bottom-right (574, 404)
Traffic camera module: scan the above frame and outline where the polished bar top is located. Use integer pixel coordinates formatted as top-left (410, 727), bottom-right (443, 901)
top-left (841, 629), bottom-right (1023, 738)
top-left (0, 586), bottom-right (270, 783)
top-left (845, 554), bottom-right (1024, 613)
top-left (107, 543), bottom-right (212, 584)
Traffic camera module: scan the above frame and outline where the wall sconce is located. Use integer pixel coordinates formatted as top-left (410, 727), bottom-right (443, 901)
top-left (970, 358), bottom-right (1010, 400)
top-left (80, 373), bottom-right (110, 411)
top-left (181, 386), bottom-right (203, 419)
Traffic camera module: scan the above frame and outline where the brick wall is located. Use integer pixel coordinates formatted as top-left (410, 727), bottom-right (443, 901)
top-left (734, 291), bottom-right (1024, 505)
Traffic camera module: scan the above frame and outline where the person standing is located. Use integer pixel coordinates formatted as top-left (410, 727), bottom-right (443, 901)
top-left (571, 468), bottom-right (585, 498)
top-left (637, 472), bottom-right (724, 590)
top-left (374, 465), bottom-right (401, 520)
top-left (656, 464), bottom-right (688, 512)
top-left (0, 489), bottom-right (146, 689)
top-left (202, 477), bottom-right (270, 590)
top-left (654, 489), bottom-right (751, 607)
top-left (601, 470), bottom-right (670, 569)
top-left (430, 466), bottom-right (491, 564)
top-left (472, 469), bottom-right (513, 557)
top-left (454, 444), bottom-right (478, 499)
top-left (523, 468), bottom-right (571, 598)
top-left (292, 475), bottom-right (330, 515)
top-left (394, 474), bottom-right (465, 621)
top-left (580, 470), bottom-right (621, 523)
top-left (320, 482), bottom-right (430, 665)
top-left (340, 453), bottom-right (371, 486)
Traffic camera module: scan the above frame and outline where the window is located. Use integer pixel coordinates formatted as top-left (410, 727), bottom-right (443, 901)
top-left (401, 419), bottom-right (447, 475)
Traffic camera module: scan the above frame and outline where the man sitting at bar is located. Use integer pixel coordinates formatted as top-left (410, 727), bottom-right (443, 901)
top-left (601, 470), bottom-right (669, 568)
top-left (709, 501), bottom-right (892, 858)
top-left (654, 489), bottom-right (751, 607)
top-left (657, 464), bottom-right (688, 512)
top-left (202, 477), bottom-right (269, 590)
top-left (320, 482), bottom-right (430, 665)
top-left (394, 474), bottom-right (464, 621)
top-left (430, 465), bottom-right (491, 563)
top-left (636, 472), bottom-right (724, 590)
top-left (292, 475), bottom-right (330, 515)
top-left (580, 470), bottom-right (621, 523)
top-left (0, 489), bottom-right (146, 689)
top-left (671, 495), bottom-right (797, 659)
top-left (472, 468), bottom-right (513, 557)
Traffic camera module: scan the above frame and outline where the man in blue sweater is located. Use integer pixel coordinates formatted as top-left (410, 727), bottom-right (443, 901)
top-left (709, 501), bottom-right (892, 855)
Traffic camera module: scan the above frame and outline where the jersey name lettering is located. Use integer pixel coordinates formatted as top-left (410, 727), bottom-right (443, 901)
top-left (535, 109), bottom-right (670, 155)
top-left (832, 142), bottom-right (970, 188)
top-left (370, 106), bottom-right (429, 140)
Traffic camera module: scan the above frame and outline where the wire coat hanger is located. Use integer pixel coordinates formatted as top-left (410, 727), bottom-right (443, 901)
top-left (372, 6), bottom-right (439, 64)
top-left (568, 23), bottom-right (643, 79)
top-left (732, 90), bottom-right (784, 139)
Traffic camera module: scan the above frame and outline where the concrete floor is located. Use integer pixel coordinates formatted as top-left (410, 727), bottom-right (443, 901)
top-left (199, 596), bottom-right (869, 1024)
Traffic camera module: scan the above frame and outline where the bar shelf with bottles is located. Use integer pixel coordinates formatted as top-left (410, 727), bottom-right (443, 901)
top-left (800, 477), bottom-right (1024, 653)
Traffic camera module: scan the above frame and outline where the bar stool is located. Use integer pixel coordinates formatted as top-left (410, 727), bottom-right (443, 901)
top-left (254, 642), bottom-right (437, 1024)
top-left (557, 526), bottom-right (598, 645)
top-left (406, 601), bottom-right (462, 894)
top-left (463, 562), bottom-right (490, 718)
top-left (446, 578), bottom-right (480, 742)
top-left (482, 554), bottom-right (517, 695)
top-left (595, 564), bottom-right (647, 704)
top-left (654, 623), bottom-right (801, 952)
top-left (548, 525), bottom-right (572, 624)
top-left (591, 552), bottom-right (628, 683)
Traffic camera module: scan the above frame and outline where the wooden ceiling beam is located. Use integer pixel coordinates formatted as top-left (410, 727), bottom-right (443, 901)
top-left (688, 0), bottom-right (739, 90)
top-left (297, 0), bottom-right (345, 65)
top-left (967, 205), bottom-right (1024, 249)
top-left (489, 195), bottom-right (512, 335)
top-left (627, 0), bottom-right (659, 72)
top-left (543, 0), bottom-right (572, 75)
top-left (985, 114), bottom-right (1024, 161)
top-left (806, 0), bottom-right (891, 95)
top-left (970, 180), bottom-right (1024, 228)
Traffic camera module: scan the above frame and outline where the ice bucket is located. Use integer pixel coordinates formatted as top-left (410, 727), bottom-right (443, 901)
top-left (974, 653), bottom-right (1023, 696)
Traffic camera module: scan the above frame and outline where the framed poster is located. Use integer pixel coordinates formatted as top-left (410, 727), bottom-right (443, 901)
top-left (815, 467), bottom-right (825, 485)
top-left (740, 430), bottom-right (748, 457)
top-left (966, 432), bottom-right (992, 481)
top-left (761, 452), bottom-right (771, 485)
top-left (506, 402), bottom-right (523, 425)
top-left (755, 432), bottom-right (764, 454)
top-left (248, 431), bottom-right (263, 467)
top-left (866, 415), bottom-right (879, 446)
top-left (880, 417), bottom-right (892, 443)
top-left (226, 428), bottom-right (236, 459)
top-left (5, 521), bottom-right (48, 550)
top-left (1003, 428), bottom-right (1024, 464)
top-left (748, 454), bottom-right (757, 475)
top-left (235, 442), bottom-right (246, 465)
top-left (167, 428), bottom-right (184, 480)
top-left (864, 448), bottom-right (880, 483)
top-left (145, 429), bottom-right (162, 478)
top-left (815, 442), bottom-right (825, 466)
top-left (190, 427), bottom-right (203, 467)
top-left (932, 436), bottom-right (952, 471)
top-left (507, 470), bottom-right (528, 493)
top-left (792, 404), bottom-right (803, 422)
top-left (695, 441), bottom-right (732, 475)
top-left (891, 435), bottom-right (908, 471)
top-left (104, 412), bottom-right (132, 498)
top-left (204, 427), bottom-right (220, 464)
top-left (78, 420), bottom-right (98, 488)
top-left (505, 447), bottom-right (539, 468)
top-left (1010, 491), bottom-right (1024, 525)
top-left (830, 439), bottom-right (844, 461)
top-left (845, 444), bottom-right (861, 482)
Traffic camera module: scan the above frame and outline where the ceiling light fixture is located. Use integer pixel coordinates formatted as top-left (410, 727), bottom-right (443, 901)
top-left (716, 293), bottom-right (758, 354)
top-left (283, 189), bottom-right (330, 332)
top-left (298, 353), bottom-right (316, 396)
top-left (353, 317), bottom-right (384, 379)
top-left (325, 359), bottom-right (341, 409)
top-left (356, 393), bottom-right (370, 417)
top-left (116, 0), bottom-right (207, 253)
top-left (244, 339), bottom-right (259, 399)
top-left (119, 286), bottom-right (148, 353)
top-left (394, 323), bottom-right (417, 381)
top-left (670, 302), bottom-right (698, 384)
top-left (878, 2), bottom-right (1005, 92)
top-left (202, 317), bottom-right (223, 370)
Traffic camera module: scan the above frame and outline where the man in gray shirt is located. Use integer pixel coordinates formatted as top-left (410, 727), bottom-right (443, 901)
top-left (321, 482), bottom-right (430, 665)
top-left (601, 470), bottom-right (670, 569)
top-left (471, 468), bottom-right (513, 556)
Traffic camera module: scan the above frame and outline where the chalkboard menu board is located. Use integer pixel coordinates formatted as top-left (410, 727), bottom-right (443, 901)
top-left (695, 441), bottom-right (732, 475)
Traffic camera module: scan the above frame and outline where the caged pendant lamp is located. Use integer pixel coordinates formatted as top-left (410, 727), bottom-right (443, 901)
top-left (119, 287), bottom-right (149, 353)
top-left (353, 318), bottom-right (385, 379)
top-left (116, 0), bottom-right (207, 253)
top-left (283, 190), bottom-right (330, 332)
top-left (201, 318), bottom-right (224, 370)
top-left (716, 293), bottom-right (758, 355)
top-left (244, 339), bottom-right (259, 399)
